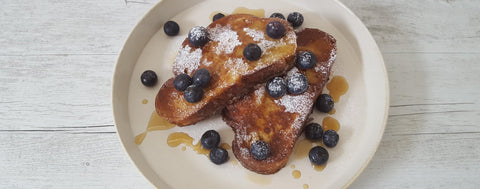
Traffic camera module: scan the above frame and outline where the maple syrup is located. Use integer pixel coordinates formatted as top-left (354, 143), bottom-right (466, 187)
top-left (167, 132), bottom-right (209, 155)
top-left (219, 143), bottom-right (232, 150)
top-left (209, 11), bottom-right (228, 21)
top-left (328, 107), bottom-right (336, 115)
top-left (326, 76), bottom-right (349, 103)
top-left (292, 170), bottom-right (301, 179)
top-left (246, 172), bottom-right (272, 185)
top-left (142, 99), bottom-right (148, 104)
top-left (167, 132), bottom-right (230, 156)
top-left (231, 159), bottom-right (239, 166)
top-left (293, 139), bottom-right (313, 160)
top-left (232, 7), bottom-right (265, 17)
top-left (313, 163), bottom-right (327, 171)
top-left (135, 111), bottom-right (176, 145)
top-left (322, 116), bottom-right (340, 131)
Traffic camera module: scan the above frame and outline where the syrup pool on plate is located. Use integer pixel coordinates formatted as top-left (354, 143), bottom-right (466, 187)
top-left (167, 132), bottom-right (231, 156)
top-left (135, 111), bottom-right (176, 145)
top-left (210, 7), bottom-right (265, 21)
top-left (326, 75), bottom-right (349, 103)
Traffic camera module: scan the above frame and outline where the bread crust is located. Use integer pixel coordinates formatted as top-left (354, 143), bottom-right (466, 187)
top-left (223, 28), bottom-right (337, 174)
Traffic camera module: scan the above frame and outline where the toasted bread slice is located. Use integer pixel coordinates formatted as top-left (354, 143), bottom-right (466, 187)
top-left (156, 14), bottom-right (297, 126)
top-left (222, 28), bottom-right (337, 174)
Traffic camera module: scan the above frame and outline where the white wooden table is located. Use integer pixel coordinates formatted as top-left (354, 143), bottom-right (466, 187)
top-left (1, 0), bottom-right (479, 188)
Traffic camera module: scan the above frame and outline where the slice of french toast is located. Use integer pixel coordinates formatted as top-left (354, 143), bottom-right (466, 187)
top-left (222, 28), bottom-right (337, 174)
top-left (156, 14), bottom-right (297, 126)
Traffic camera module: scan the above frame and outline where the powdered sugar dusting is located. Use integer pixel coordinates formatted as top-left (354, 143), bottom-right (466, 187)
top-left (202, 59), bottom-right (213, 67)
top-left (243, 27), bottom-right (296, 54)
top-left (224, 58), bottom-right (248, 78)
top-left (254, 86), bottom-right (265, 105)
top-left (208, 24), bottom-right (241, 55)
top-left (274, 92), bottom-right (314, 114)
top-left (243, 28), bottom-right (264, 41)
top-left (173, 45), bottom-right (202, 75)
top-left (274, 91), bottom-right (314, 130)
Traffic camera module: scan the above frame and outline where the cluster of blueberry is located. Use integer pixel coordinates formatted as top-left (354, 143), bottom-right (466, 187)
top-left (200, 130), bottom-right (229, 165)
top-left (173, 68), bottom-right (211, 103)
top-left (306, 94), bottom-right (339, 166)
top-left (168, 23), bottom-right (215, 103)
top-left (265, 51), bottom-right (317, 97)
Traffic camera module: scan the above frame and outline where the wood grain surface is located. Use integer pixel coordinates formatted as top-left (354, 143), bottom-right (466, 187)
top-left (1, 0), bottom-right (479, 188)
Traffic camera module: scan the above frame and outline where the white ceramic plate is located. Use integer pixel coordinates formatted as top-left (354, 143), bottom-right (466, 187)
top-left (113, 0), bottom-right (389, 188)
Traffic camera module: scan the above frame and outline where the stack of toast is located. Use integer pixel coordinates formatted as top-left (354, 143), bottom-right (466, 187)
top-left (155, 14), bottom-right (336, 174)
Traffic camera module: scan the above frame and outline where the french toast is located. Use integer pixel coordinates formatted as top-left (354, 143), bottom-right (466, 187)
top-left (222, 28), bottom-right (337, 174)
top-left (156, 14), bottom-right (297, 126)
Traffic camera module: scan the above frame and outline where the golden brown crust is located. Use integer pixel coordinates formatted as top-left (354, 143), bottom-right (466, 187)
top-left (155, 14), bottom-right (297, 126)
top-left (222, 28), bottom-right (337, 174)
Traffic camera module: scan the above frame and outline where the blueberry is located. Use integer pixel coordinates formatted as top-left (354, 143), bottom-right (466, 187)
top-left (309, 146), bottom-right (329, 165)
top-left (173, 73), bottom-right (192, 92)
top-left (243, 43), bottom-right (262, 61)
top-left (184, 85), bottom-right (203, 103)
top-left (212, 13), bottom-right (225, 22)
top-left (163, 21), bottom-right (180, 36)
top-left (315, 94), bottom-right (334, 113)
top-left (287, 73), bottom-right (308, 94)
top-left (266, 21), bottom-right (286, 39)
top-left (201, 130), bottom-right (220, 150)
top-left (287, 12), bottom-right (304, 28)
top-left (266, 77), bottom-right (286, 98)
top-left (296, 51), bottom-right (317, 70)
top-left (269, 13), bottom-right (285, 20)
top-left (192, 68), bottom-right (211, 88)
top-left (305, 123), bottom-right (323, 141)
top-left (140, 70), bottom-right (157, 87)
top-left (188, 26), bottom-right (208, 47)
top-left (323, 130), bottom-right (339, 148)
top-left (209, 147), bottom-right (229, 165)
top-left (250, 140), bottom-right (271, 160)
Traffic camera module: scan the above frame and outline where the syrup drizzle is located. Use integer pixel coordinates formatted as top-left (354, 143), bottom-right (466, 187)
top-left (326, 76), bottom-right (349, 103)
top-left (322, 116), bottom-right (340, 131)
top-left (292, 170), bottom-right (301, 179)
top-left (293, 139), bottom-right (314, 160)
top-left (231, 7), bottom-right (265, 17)
top-left (313, 164), bottom-right (327, 171)
top-left (328, 107), bottom-right (336, 115)
top-left (135, 111), bottom-right (176, 145)
top-left (167, 132), bottom-right (231, 156)
top-left (246, 172), bottom-right (272, 185)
